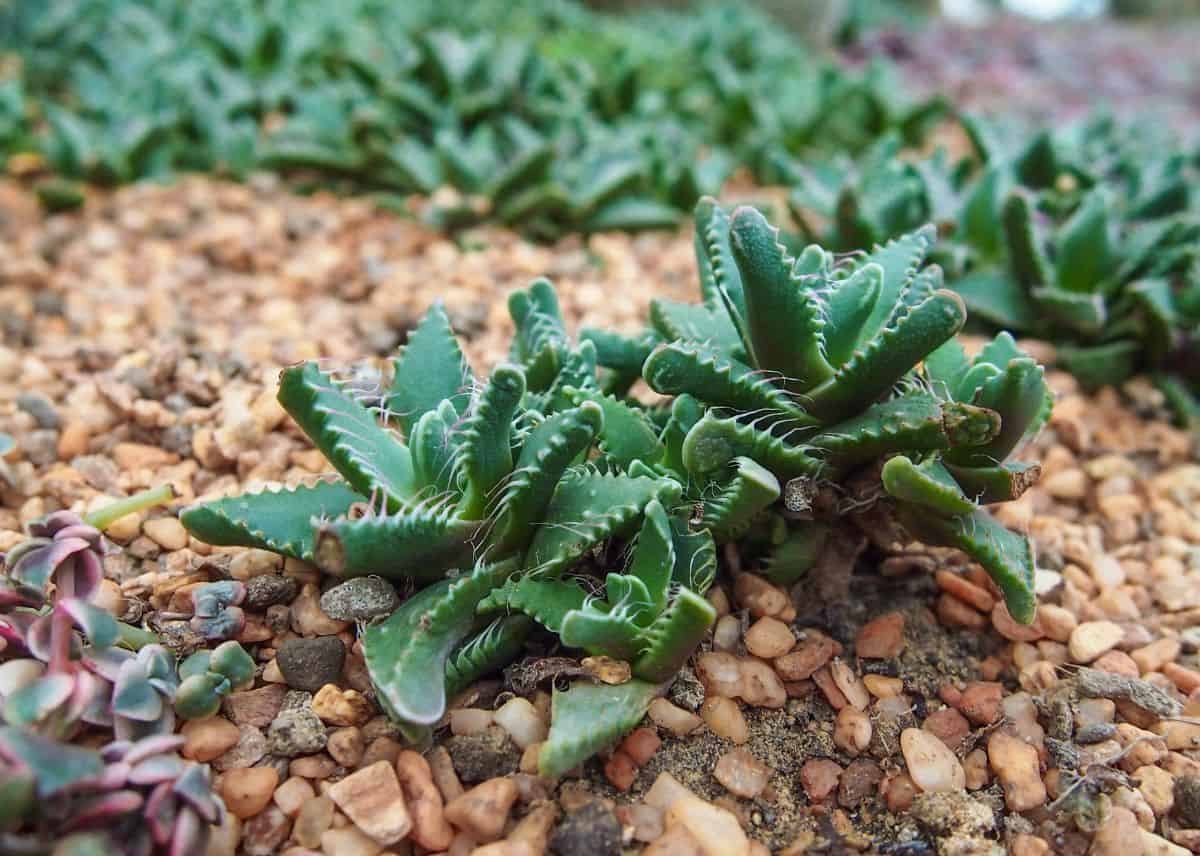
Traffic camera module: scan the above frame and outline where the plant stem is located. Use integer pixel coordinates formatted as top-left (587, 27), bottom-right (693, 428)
top-left (83, 484), bottom-right (176, 532)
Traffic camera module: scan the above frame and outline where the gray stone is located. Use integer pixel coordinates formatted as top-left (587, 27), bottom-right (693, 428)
top-left (320, 577), bottom-right (398, 622)
top-left (550, 801), bottom-right (622, 856)
top-left (244, 574), bottom-right (299, 611)
top-left (23, 430), bottom-right (59, 467)
top-left (445, 725), bottom-right (520, 784)
top-left (268, 700), bottom-right (328, 757)
top-left (159, 424), bottom-right (193, 457)
top-left (212, 725), bottom-right (267, 772)
top-left (277, 636), bottom-right (345, 692)
top-left (1074, 722), bottom-right (1116, 744)
top-left (17, 392), bottom-right (61, 429)
top-left (1175, 775), bottom-right (1200, 827)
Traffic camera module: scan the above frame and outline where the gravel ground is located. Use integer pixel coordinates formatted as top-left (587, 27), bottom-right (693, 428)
top-left (3, 176), bottom-right (1200, 855)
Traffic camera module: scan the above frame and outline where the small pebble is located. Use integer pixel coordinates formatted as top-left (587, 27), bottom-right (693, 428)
top-left (276, 636), bottom-right (346, 692)
top-left (328, 760), bottom-right (412, 845)
top-left (1069, 620), bottom-right (1125, 663)
top-left (319, 577), bottom-right (399, 621)
top-left (900, 728), bottom-right (966, 793)
top-left (221, 766), bottom-right (280, 819)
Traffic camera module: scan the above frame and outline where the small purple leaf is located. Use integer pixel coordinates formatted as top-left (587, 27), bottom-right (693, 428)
top-left (130, 753), bottom-right (185, 786)
top-left (60, 599), bottom-right (119, 649)
top-left (0, 725), bottom-right (104, 796)
top-left (112, 660), bottom-right (163, 723)
top-left (146, 780), bottom-right (179, 847)
top-left (63, 790), bottom-right (145, 831)
top-left (170, 806), bottom-right (210, 856)
top-left (172, 763), bottom-right (220, 824)
top-left (3, 674), bottom-right (74, 724)
top-left (122, 734), bottom-right (186, 765)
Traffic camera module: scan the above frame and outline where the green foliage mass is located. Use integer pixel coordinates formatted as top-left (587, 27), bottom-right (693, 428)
top-left (1, 0), bottom-right (941, 234)
top-left (787, 114), bottom-right (1200, 434)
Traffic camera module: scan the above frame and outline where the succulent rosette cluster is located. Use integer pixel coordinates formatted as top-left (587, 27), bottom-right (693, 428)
top-left (1, 495), bottom-right (225, 855)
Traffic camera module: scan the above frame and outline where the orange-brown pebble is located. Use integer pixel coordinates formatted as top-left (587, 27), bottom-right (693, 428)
top-left (220, 766), bottom-right (279, 819)
top-left (855, 612), bottom-right (905, 659)
top-left (937, 594), bottom-right (987, 630)
top-left (800, 759), bottom-right (842, 802)
top-left (744, 617), bottom-right (795, 659)
top-left (934, 571), bottom-right (995, 613)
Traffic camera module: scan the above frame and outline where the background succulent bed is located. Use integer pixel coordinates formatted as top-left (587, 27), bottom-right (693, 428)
top-left (177, 199), bottom-right (1051, 778)
top-left (786, 113), bottom-right (1200, 434)
top-left (1, 0), bottom-right (941, 237)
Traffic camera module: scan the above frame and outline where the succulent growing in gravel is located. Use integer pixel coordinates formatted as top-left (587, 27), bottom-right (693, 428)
top-left (1, 487), bottom-right (221, 855)
top-left (181, 280), bottom-right (703, 773)
top-left (180, 197), bottom-right (1052, 777)
top-left (604, 198), bottom-right (1050, 622)
top-left (0, 730), bottom-right (221, 856)
top-left (187, 581), bottom-right (246, 642)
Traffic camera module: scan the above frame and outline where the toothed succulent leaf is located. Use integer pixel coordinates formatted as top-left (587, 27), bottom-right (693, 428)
top-left (630, 587), bottom-right (716, 682)
top-left (386, 302), bottom-right (474, 439)
top-left (488, 403), bottom-right (604, 558)
top-left (700, 457), bottom-right (780, 541)
top-left (898, 507), bottom-right (1037, 624)
top-left (539, 679), bottom-right (661, 779)
top-left (524, 469), bottom-right (681, 575)
top-left (729, 206), bottom-right (834, 391)
top-left (457, 364), bottom-right (526, 520)
top-left (508, 279), bottom-right (569, 391)
top-left (444, 615), bottom-right (533, 700)
top-left (314, 505), bottom-right (478, 582)
top-left (277, 362), bottom-right (417, 510)
top-left (365, 559), bottom-right (517, 726)
top-left (180, 480), bottom-right (361, 562)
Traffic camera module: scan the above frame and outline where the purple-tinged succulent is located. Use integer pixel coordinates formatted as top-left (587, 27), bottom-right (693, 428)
top-left (0, 487), bottom-right (220, 853)
top-left (5, 511), bottom-right (106, 601)
top-left (188, 581), bottom-right (246, 642)
top-left (0, 728), bottom-right (221, 856)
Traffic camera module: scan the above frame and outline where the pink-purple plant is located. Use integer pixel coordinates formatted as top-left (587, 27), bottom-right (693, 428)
top-left (1, 487), bottom-right (224, 855)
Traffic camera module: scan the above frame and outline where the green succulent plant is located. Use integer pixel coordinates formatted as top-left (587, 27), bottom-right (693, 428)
top-left (615, 198), bottom-right (1050, 621)
top-left (182, 197), bottom-right (1049, 779)
top-left (181, 280), bottom-right (708, 775)
top-left (174, 641), bottom-right (256, 720)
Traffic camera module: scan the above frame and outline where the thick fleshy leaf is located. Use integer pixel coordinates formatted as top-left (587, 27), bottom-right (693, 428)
top-left (364, 559), bottom-right (516, 726)
top-left (277, 362), bottom-right (417, 510)
top-left (209, 641), bottom-right (255, 689)
top-left (386, 302), bottom-right (474, 439)
top-left (0, 726), bottom-right (103, 797)
top-left (61, 598), bottom-right (120, 649)
top-left (174, 673), bottom-right (225, 720)
top-left (524, 469), bottom-right (681, 575)
top-left (173, 762), bottom-right (220, 824)
top-left (63, 790), bottom-right (145, 831)
top-left (539, 679), bottom-right (661, 779)
top-left (112, 660), bottom-right (164, 723)
top-left (4, 674), bottom-right (75, 725)
top-left (180, 480), bottom-right (361, 562)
